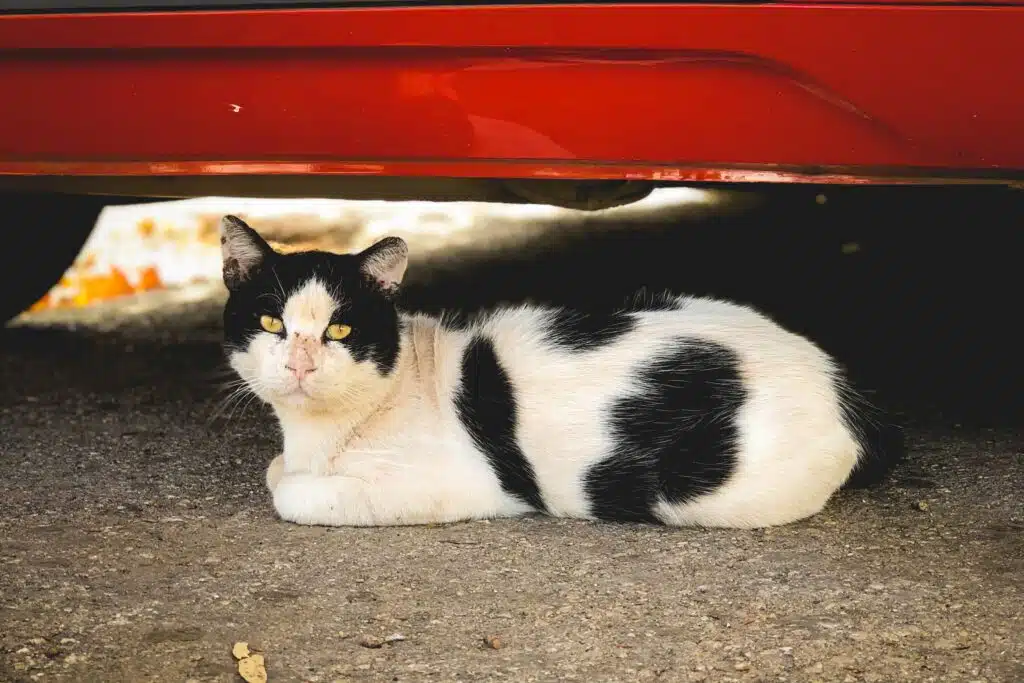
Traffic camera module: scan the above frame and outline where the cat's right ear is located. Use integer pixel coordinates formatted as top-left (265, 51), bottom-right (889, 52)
top-left (220, 215), bottom-right (274, 290)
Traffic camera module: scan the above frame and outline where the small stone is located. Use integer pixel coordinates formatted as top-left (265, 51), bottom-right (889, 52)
top-left (383, 633), bottom-right (406, 644)
top-left (357, 635), bottom-right (384, 649)
top-left (734, 662), bottom-right (750, 671)
top-left (483, 635), bottom-right (503, 650)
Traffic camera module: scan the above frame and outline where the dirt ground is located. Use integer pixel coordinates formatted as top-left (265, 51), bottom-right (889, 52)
top-left (1, 188), bottom-right (1021, 682)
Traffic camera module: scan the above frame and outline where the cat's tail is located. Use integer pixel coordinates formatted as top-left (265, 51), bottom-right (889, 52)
top-left (835, 373), bottom-right (906, 489)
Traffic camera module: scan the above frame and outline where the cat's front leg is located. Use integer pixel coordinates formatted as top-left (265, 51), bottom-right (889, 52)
top-left (271, 460), bottom-right (522, 527)
top-left (265, 454), bottom-right (285, 492)
top-left (272, 473), bottom-right (377, 526)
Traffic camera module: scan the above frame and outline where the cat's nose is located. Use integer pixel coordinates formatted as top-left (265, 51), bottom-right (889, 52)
top-left (286, 359), bottom-right (317, 380)
top-left (286, 335), bottom-right (319, 380)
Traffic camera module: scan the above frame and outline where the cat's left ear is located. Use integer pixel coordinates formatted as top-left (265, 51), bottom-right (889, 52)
top-left (220, 215), bottom-right (274, 290)
top-left (358, 236), bottom-right (408, 295)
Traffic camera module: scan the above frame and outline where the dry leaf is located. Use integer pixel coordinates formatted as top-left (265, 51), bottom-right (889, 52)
top-left (232, 642), bottom-right (251, 660)
top-left (237, 652), bottom-right (267, 683)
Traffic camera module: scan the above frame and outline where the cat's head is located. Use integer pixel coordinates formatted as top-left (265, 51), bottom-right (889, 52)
top-left (220, 215), bottom-right (408, 412)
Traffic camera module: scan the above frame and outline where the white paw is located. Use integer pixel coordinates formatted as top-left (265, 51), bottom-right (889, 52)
top-left (272, 474), bottom-right (375, 527)
top-left (273, 474), bottom-right (333, 526)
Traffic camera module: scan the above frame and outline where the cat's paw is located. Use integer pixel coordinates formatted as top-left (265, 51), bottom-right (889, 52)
top-left (265, 454), bottom-right (285, 492)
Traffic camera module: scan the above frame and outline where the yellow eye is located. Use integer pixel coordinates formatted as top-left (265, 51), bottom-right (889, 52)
top-left (325, 323), bottom-right (352, 341)
top-left (259, 315), bottom-right (284, 334)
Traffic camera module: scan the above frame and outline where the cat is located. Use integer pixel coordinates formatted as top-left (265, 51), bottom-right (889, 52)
top-left (220, 214), bottom-right (902, 528)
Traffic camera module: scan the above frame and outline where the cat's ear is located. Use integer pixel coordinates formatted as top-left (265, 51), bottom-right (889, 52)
top-left (220, 215), bottom-right (274, 290)
top-left (358, 236), bottom-right (408, 295)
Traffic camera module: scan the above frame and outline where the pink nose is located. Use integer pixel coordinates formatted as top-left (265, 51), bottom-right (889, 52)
top-left (286, 334), bottom-right (319, 381)
top-left (286, 360), bottom-right (317, 380)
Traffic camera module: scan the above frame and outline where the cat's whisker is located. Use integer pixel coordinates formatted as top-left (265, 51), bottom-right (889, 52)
top-left (271, 267), bottom-right (287, 304)
top-left (207, 389), bottom-right (253, 425)
top-left (211, 379), bottom-right (251, 394)
top-left (206, 375), bottom-right (274, 426)
top-left (236, 390), bottom-right (268, 419)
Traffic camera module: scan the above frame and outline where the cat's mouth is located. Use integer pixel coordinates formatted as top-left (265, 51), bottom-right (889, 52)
top-left (285, 384), bottom-right (313, 399)
top-left (274, 378), bottom-right (315, 402)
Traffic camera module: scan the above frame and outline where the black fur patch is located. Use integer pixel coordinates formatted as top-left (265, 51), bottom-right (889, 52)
top-left (222, 250), bottom-right (401, 375)
top-left (544, 309), bottom-right (635, 352)
top-left (454, 336), bottom-right (546, 512)
top-left (585, 340), bottom-right (745, 523)
top-left (834, 372), bottom-right (905, 489)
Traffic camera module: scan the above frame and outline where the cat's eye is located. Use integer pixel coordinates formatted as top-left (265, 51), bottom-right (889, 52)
top-left (325, 323), bottom-right (352, 341)
top-left (260, 315), bottom-right (284, 334)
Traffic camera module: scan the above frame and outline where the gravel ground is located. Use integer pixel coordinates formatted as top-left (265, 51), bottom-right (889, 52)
top-left (1, 187), bottom-right (1021, 682)
top-left (0, 329), bottom-right (1021, 683)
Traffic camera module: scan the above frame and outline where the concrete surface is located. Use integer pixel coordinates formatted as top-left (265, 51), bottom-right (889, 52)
top-left (2, 186), bottom-right (1022, 682)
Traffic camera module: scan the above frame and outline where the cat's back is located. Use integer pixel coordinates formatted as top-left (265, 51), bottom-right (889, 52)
top-left (430, 294), bottom-right (878, 527)
top-left (467, 293), bottom-right (831, 379)
top-left (427, 294), bottom-right (834, 399)
top-left (468, 295), bottom-right (845, 458)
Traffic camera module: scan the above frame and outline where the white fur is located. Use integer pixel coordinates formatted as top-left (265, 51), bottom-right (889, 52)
top-left (230, 284), bottom-right (862, 528)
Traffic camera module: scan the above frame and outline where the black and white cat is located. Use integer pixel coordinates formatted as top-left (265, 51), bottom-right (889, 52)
top-left (220, 215), bottom-right (901, 528)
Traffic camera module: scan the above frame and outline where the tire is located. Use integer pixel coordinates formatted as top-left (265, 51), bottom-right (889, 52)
top-left (0, 192), bottom-right (110, 324)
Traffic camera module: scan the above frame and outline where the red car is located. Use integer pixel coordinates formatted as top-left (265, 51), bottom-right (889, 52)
top-left (1, 1), bottom-right (1022, 322)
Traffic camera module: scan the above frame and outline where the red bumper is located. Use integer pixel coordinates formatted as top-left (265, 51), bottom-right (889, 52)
top-left (1, 4), bottom-right (1022, 185)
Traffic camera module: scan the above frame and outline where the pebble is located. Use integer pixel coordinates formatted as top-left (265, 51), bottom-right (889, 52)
top-left (483, 635), bottom-right (503, 650)
top-left (357, 635), bottom-right (385, 649)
